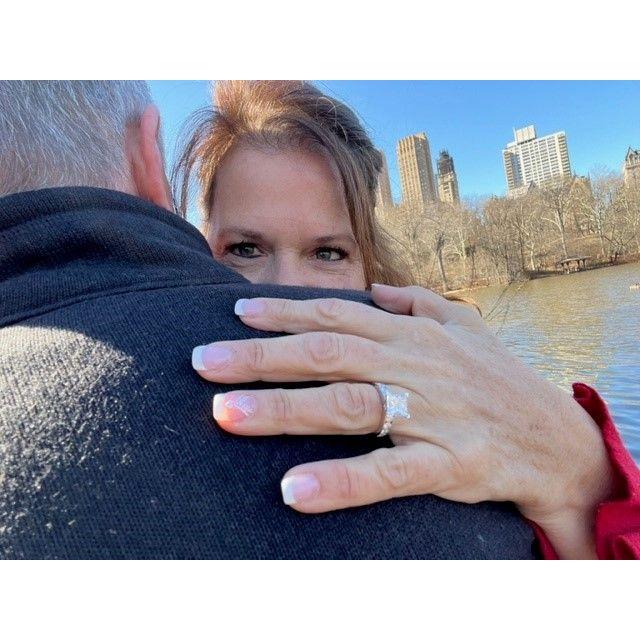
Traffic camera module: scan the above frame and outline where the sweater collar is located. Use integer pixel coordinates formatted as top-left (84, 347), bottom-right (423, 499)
top-left (0, 187), bottom-right (246, 326)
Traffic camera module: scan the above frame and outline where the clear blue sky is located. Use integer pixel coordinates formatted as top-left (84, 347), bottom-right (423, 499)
top-left (150, 80), bottom-right (640, 203)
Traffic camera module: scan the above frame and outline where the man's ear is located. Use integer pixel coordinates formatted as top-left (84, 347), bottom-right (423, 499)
top-left (128, 105), bottom-right (173, 211)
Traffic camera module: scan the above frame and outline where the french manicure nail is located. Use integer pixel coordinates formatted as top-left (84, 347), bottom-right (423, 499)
top-left (213, 393), bottom-right (257, 423)
top-left (191, 345), bottom-right (232, 371)
top-left (281, 474), bottom-right (320, 505)
top-left (234, 299), bottom-right (266, 317)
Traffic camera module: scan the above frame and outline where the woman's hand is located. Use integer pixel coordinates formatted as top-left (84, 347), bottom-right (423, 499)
top-left (192, 284), bottom-right (614, 558)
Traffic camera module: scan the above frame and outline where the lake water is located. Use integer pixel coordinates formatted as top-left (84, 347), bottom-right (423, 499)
top-left (471, 262), bottom-right (640, 464)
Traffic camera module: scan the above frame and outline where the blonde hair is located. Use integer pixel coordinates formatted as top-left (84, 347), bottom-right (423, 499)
top-left (172, 80), bottom-right (409, 287)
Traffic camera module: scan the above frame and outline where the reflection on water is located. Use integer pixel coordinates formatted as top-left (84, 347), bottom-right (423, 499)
top-left (471, 262), bottom-right (640, 464)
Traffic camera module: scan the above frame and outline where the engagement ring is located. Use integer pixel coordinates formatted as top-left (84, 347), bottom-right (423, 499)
top-left (373, 383), bottom-right (410, 438)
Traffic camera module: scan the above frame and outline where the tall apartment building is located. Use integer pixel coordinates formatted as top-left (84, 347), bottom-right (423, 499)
top-left (623, 147), bottom-right (640, 187)
top-left (375, 149), bottom-right (394, 211)
top-left (502, 125), bottom-right (572, 197)
top-left (397, 132), bottom-right (437, 209)
top-left (436, 150), bottom-right (460, 204)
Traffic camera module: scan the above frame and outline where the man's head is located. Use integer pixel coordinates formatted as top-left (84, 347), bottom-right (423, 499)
top-left (0, 81), bottom-right (172, 209)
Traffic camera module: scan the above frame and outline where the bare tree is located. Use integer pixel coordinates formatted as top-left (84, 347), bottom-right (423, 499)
top-left (378, 203), bottom-right (436, 288)
top-left (478, 197), bottom-right (520, 283)
top-left (614, 181), bottom-right (640, 255)
top-left (448, 201), bottom-right (480, 287)
top-left (539, 177), bottom-right (575, 259)
top-left (423, 200), bottom-right (455, 291)
top-left (573, 170), bottom-right (620, 258)
top-left (503, 191), bottom-right (547, 274)
top-left (376, 170), bottom-right (640, 291)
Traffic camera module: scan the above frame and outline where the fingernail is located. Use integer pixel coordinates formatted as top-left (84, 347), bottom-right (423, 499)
top-left (234, 299), bottom-right (266, 317)
top-left (281, 474), bottom-right (320, 505)
top-left (213, 393), bottom-right (257, 423)
top-left (192, 345), bottom-right (232, 371)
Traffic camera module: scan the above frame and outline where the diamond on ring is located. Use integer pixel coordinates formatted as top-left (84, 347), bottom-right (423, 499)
top-left (373, 383), bottom-right (410, 438)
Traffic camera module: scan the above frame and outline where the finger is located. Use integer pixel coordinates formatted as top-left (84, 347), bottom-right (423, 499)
top-left (371, 284), bottom-right (480, 325)
top-left (279, 444), bottom-right (453, 513)
top-left (212, 383), bottom-right (383, 436)
top-left (233, 296), bottom-right (405, 342)
top-left (192, 331), bottom-right (405, 384)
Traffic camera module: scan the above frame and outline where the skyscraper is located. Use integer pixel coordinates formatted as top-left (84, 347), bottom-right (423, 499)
top-left (397, 132), bottom-right (436, 209)
top-left (375, 149), bottom-right (394, 211)
top-left (502, 125), bottom-right (572, 196)
top-left (623, 147), bottom-right (640, 187)
top-left (437, 150), bottom-right (460, 204)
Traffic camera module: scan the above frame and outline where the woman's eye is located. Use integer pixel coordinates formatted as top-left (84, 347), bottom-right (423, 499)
top-left (229, 242), bottom-right (260, 258)
top-left (315, 247), bottom-right (347, 262)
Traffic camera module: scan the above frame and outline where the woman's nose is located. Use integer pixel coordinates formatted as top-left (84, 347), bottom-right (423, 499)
top-left (271, 258), bottom-right (307, 287)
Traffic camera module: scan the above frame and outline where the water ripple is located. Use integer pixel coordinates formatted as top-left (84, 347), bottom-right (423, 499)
top-left (473, 262), bottom-right (640, 464)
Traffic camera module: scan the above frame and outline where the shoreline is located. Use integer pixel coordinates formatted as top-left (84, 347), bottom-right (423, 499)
top-left (446, 255), bottom-right (640, 296)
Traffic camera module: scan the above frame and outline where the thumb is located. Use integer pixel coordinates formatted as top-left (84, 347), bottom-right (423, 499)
top-left (371, 284), bottom-right (480, 325)
top-left (371, 284), bottom-right (452, 322)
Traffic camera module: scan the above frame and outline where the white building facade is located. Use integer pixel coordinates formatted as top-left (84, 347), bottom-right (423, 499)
top-left (502, 125), bottom-right (572, 196)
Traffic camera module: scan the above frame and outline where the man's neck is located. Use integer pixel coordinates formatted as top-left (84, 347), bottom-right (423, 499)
top-left (0, 186), bottom-right (245, 326)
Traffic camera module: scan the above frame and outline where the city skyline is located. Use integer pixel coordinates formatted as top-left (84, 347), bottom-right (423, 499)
top-left (150, 81), bottom-right (640, 204)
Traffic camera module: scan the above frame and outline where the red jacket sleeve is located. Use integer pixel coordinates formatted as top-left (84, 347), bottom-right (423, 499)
top-left (533, 383), bottom-right (640, 559)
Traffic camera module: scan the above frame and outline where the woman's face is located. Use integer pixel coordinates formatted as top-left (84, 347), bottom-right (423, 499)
top-left (206, 143), bottom-right (367, 290)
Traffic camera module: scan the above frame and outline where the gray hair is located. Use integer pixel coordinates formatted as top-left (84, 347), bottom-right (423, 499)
top-left (0, 81), bottom-right (152, 197)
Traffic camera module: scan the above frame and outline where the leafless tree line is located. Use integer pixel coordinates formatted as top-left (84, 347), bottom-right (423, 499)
top-left (378, 171), bottom-right (640, 292)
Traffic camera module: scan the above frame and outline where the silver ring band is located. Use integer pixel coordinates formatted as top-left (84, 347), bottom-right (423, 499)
top-left (373, 383), bottom-right (410, 438)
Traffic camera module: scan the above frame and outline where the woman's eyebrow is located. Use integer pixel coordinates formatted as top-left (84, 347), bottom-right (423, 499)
top-left (313, 234), bottom-right (358, 246)
top-left (220, 227), bottom-right (266, 242)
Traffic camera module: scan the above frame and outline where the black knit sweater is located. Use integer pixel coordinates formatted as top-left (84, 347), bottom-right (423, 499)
top-left (0, 187), bottom-right (538, 558)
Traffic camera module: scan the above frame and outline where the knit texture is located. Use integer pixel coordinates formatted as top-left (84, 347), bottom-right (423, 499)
top-left (0, 187), bottom-right (538, 559)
